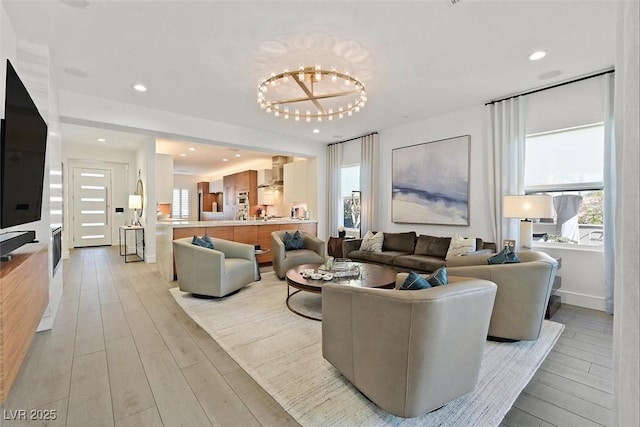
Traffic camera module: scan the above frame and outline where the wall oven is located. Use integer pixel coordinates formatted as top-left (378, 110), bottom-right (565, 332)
top-left (237, 191), bottom-right (249, 205)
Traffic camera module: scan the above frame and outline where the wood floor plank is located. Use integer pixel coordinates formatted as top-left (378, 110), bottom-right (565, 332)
top-left (545, 350), bottom-right (591, 372)
top-left (223, 367), bottom-right (300, 427)
top-left (115, 407), bottom-right (163, 427)
top-left (556, 336), bottom-right (613, 358)
top-left (182, 360), bottom-right (261, 427)
top-left (125, 309), bottom-right (168, 357)
top-left (514, 392), bottom-right (602, 427)
top-left (501, 406), bottom-right (543, 427)
top-left (66, 351), bottom-right (114, 427)
top-left (141, 350), bottom-right (212, 427)
top-left (153, 314), bottom-right (207, 369)
top-left (27, 332), bottom-right (75, 409)
top-left (49, 298), bottom-right (79, 336)
top-left (524, 380), bottom-right (612, 426)
top-left (540, 360), bottom-right (613, 393)
top-left (74, 309), bottom-right (105, 357)
top-left (552, 343), bottom-right (614, 368)
top-left (589, 363), bottom-right (613, 380)
top-left (533, 368), bottom-right (614, 409)
top-left (78, 289), bottom-right (101, 313)
top-left (101, 301), bottom-right (132, 342)
top-left (106, 335), bottom-right (156, 421)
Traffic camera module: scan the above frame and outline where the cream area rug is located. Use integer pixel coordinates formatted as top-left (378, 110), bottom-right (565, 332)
top-left (170, 272), bottom-right (564, 426)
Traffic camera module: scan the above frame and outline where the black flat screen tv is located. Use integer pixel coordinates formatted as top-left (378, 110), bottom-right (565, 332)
top-left (0, 59), bottom-right (48, 229)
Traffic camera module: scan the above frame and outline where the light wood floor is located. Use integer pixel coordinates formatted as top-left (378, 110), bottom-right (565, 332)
top-left (1, 246), bottom-right (613, 426)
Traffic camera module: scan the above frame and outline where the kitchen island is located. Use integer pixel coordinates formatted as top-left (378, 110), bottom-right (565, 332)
top-left (156, 219), bottom-right (318, 281)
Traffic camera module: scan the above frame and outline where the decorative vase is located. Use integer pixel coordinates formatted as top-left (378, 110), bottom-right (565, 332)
top-left (338, 230), bottom-right (346, 238)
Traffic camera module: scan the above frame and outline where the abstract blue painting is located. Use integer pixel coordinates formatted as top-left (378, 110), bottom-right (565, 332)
top-left (392, 135), bottom-right (470, 225)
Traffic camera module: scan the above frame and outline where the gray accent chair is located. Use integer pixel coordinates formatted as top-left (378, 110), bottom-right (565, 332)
top-left (322, 277), bottom-right (497, 418)
top-left (445, 250), bottom-right (558, 341)
top-left (173, 237), bottom-right (258, 298)
top-left (271, 230), bottom-right (325, 279)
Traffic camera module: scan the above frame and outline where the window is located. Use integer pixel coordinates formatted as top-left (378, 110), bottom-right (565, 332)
top-left (172, 188), bottom-right (189, 219)
top-left (525, 124), bottom-right (604, 245)
top-left (341, 165), bottom-right (360, 234)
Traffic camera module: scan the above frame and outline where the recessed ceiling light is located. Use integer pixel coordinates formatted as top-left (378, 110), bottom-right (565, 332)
top-left (133, 83), bottom-right (147, 92)
top-left (179, 153), bottom-right (186, 157)
top-left (188, 147), bottom-right (196, 151)
top-left (63, 67), bottom-right (89, 78)
top-left (234, 153), bottom-right (241, 157)
top-left (313, 129), bottom-right (320, 134)
top-left (222, 158), bottom-right (228, 162)
top-left (97, 138), bottom-right (106, 142)
top-left (529, 51), bottom-right (547, 61)
top-left (59, 0), bottom-right (91, 9)
top-left (539, 70), bottom-right (563, 80)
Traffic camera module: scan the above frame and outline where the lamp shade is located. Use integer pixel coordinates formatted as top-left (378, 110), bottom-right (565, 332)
top-left (128, 194), bottom-right (143, 210)
top-left (503, 195), bottom-right (553, 219)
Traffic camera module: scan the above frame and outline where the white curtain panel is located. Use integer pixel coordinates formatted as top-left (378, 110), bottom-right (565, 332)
top-left (326, 142), bottom-right (343, 238)
top-left (360, 133), bottom-right (379, 235)
top-left (613, 0), bottom-right (640, 425)
top-left (603, 73), bottom-right (616, 315)
top-left (486, 97), bottom-right (526, 247)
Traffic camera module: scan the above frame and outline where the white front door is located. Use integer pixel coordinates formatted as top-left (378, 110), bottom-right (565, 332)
top-left (72, 167), bottom-right (112, 247)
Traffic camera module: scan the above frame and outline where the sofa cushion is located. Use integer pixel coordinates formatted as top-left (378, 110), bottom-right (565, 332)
top-left (192, 235), bottom-right (214, 249)
top-left (360, 231), bottom-right (384, 252)
top-left (488, 246), bottom-right (521, 264)
top-left (445, 234), bottom-right (476, 259)
top-left (399, 267), bottom-right (448, 290)
top-left (283, 231), bottom-right (305, 251)
top-left (394, 254), bottom-right (446, 273)
top-left (348, 250), bottom-right (406, 265)
top-left (382, 231), bottom-right (417, 253)
top-left (414, 235), bottom-right (451, 258)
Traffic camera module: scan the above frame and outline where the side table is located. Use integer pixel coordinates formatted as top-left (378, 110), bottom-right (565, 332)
top-left (545, 257), bottom-right (562, 319)
top-left (119, 225), bottom-right (145, 263)
top-left (328, 236), bottom-right (355, 258)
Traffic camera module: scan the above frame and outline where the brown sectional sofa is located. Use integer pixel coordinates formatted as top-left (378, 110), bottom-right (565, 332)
top-left (342, 232), bottom-right (497, 273)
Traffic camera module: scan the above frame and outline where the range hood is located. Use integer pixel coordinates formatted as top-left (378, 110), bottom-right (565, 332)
top-left (258, 155), bottom-right (289, 188)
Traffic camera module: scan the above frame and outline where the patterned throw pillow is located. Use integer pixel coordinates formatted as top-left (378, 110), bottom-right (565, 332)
top-left (202, 235), bottom-right (215, 249)
top-left (192, 235), bottom-right (214, 249)
top-left (359, 231), bottom-right (384, 252)
top-left (283, 231), bottom-right (305, 251)
top-left (400, 267), bottom-right (449, 290)
top-left (445, 234), bottom-right (476, 259)
top-left (488, 246), bottom-right (521, 264)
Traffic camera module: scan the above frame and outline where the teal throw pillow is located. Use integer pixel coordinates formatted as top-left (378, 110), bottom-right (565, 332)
top-left (488, 246), bottom-right (521, 264)
top-left (283, 231), bottom-right (305, 251)
top-left (192, 235), bottom-right (214, 249)
top-left (202, 235), bottom-right (215, 249)
top-left (400, 267), bottom-right (448, 290)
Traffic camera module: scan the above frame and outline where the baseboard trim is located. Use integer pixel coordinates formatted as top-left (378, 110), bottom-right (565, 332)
top-left (556, 290), bottom-right (605, 311)
top-left (145, 254), bottom-right (156, 263)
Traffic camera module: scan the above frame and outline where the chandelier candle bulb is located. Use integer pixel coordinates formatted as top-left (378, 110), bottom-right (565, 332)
top-left (257, 65), bottom-right (366, 121)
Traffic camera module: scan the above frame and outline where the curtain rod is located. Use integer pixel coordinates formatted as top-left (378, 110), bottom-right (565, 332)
top-left (485, 68), bottom-right (615, 105)
top-left (327, 131), bottom-right (378, 146)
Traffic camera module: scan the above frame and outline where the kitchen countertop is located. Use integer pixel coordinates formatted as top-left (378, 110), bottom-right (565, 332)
top-left (158, 218), bottom-right (317, 228)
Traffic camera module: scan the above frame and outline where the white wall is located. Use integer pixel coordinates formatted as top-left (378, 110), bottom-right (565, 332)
top-left (1, 3), bottom-right (64, 330)
top-left (378, 105), bottom-right (494, 241)
top-left (62, 142), bottom-right (137, 254)
top-left (136, 138), bottom-right (157, 263)
top-left (378, 102), bottom-right (605, 312)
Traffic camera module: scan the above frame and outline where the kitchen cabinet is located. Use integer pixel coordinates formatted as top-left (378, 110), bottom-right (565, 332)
top-left (223, 170), bottom-right (258, 217)
top-left (257, 169), bottom-right (274, 205)
top-left (283, 159), bottom-right (317, 219)
top-left (197, 182), bottom-right (222, 213)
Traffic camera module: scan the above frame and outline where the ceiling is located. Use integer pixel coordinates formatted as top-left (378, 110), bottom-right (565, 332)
top-left (4, 0), bottom-right (616, 173)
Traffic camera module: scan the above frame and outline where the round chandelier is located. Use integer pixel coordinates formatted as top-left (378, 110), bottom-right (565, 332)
top-left (257, 65), bottom-right (367, 122)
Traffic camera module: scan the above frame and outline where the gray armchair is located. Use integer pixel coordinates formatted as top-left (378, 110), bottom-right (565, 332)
top-left (271, 231), bottom-right (325, 278)
top-left (445, 250), bottom-right (558, 341)
top-left (322, 277), bottom-right (497, 418)
top-left (173, 237), bottom-right (258, 298)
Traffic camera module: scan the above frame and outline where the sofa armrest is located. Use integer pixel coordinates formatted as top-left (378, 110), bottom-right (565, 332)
top-left (212, 238), bottom-right (255, 262)
top-left (302, 233), bottom-right (326, 258)
top-left (341, 238), bottom-right (362, 258)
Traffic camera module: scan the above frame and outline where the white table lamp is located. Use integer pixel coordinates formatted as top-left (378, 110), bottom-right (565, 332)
top-left (128, 194), bottom-right (143, 225)
top-left (503, 195), bottom-right (553, 249)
